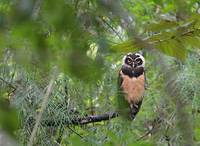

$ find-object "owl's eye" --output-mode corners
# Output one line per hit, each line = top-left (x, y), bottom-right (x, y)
(135, 58), (143, 65)
(125, 57), (133, 65)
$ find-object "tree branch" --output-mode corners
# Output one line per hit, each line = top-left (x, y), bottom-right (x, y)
(73, 112), (118, 125)
(28, 112), (119, 127)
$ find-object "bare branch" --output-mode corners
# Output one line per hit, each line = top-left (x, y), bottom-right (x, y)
(73, 112), (118, 125)
(27, 112), (119, 127)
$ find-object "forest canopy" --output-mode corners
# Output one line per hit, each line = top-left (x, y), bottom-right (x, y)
(0, 0), (200, 146)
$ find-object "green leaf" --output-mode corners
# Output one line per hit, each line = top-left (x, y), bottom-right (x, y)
(182, 36), (200, 49)
(110, 40), (140, 53)
(146, 20), (178, 32)
(155, 39), (187, 60)
(147, 31), (175, 42)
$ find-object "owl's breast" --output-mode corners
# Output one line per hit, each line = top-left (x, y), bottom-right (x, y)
(120, 71), (145, 104)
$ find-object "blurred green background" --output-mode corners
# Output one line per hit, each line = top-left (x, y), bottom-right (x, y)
(0, 0), (200, 145)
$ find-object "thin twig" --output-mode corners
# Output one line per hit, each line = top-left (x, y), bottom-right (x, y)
(27, 69), (57, 146)
(100, 17), (124, 41)
(136, 117), (162, 141)
(136, 129), (153, 141)
(67, 126), (84, 139)
(0, 76), (16, 90)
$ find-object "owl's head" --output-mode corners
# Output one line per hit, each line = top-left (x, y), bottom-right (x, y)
(122, 52), (145, 68)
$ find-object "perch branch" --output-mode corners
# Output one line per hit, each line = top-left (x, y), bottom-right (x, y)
(33, 112), (119, 127)
(73, 112), (118, 125)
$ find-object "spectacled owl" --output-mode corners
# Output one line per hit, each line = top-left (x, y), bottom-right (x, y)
(117, 52), (145, 120)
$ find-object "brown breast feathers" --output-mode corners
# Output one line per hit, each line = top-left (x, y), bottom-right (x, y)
(120, 71), (145, 104)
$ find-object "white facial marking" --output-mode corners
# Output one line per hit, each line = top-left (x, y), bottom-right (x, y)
(122, 52), (132, 65)
(135, 53), (145, 68)
(122, 52), (145, 68)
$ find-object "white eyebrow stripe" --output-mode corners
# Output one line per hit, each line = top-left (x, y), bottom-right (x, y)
(127, 56), (133, 60)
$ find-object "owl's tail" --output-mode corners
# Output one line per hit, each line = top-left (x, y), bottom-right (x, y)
(130, 100), (143, 120)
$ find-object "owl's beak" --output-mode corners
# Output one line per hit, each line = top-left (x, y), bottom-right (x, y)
(132, 62), (135, 68)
